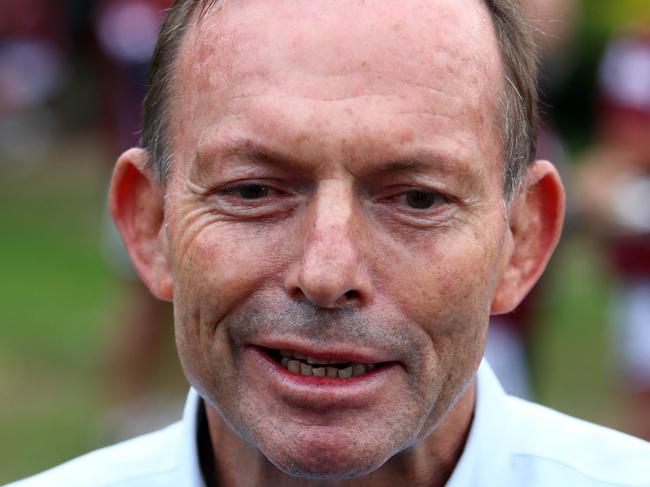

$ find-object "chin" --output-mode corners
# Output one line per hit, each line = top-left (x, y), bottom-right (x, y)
(269, 453), (383, 480)
(260, 433), (396, 480)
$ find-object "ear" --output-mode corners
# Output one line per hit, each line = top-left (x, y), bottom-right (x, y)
(491, 160), (565, 314)
(108, 148), (173, 301)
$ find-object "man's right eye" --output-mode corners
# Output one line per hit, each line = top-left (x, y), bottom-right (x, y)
(403, 189), (448, 209)
(229, 184), (271, 199)
(210, 182), (295, 218)
(220, 183), (275, 200)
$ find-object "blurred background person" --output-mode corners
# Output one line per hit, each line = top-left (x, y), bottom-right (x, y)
(94, 0), (170, 152)
(575, 29), (650, 440)
(0, 0), (68, 166)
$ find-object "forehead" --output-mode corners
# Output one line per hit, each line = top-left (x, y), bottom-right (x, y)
(170, 0), (503, 173)
(186, 0), (498, 72)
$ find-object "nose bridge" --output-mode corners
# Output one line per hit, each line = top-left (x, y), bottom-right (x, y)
(287, 178), (369, 308)
(307, 179), (356, 264)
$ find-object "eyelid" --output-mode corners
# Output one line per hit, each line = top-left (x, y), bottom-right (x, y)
(404, 188), (451, 203)
(211, 179), (289, 197)
(219, 182), (277, 196)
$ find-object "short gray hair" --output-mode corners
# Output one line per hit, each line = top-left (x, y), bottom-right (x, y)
(141, 0), (539, 199)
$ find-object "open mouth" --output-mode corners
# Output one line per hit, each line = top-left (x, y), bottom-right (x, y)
(265, 348), (384, 378)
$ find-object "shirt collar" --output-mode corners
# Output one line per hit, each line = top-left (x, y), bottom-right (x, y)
(179, 387), (206, 487)
(446, 358), (509, 487)
(181, 359), (507, 486)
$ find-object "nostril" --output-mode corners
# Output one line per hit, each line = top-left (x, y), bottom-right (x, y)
(343, 290), (361, 302)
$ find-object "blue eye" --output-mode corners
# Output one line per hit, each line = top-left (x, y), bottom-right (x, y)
(404, 190), (446, 209)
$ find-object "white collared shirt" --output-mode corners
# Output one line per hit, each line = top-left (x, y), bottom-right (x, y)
(7, 361), (650, 486)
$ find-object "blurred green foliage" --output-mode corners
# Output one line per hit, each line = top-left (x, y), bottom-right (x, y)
(583, 0), (650, 35)
(0, 140), (118, 482)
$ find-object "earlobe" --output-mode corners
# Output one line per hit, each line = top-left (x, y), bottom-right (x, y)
(108, 148), (173, 302)
(491, 160), (565, 314)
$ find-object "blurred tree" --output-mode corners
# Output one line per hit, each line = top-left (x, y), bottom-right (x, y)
(583, 0), (650, 36)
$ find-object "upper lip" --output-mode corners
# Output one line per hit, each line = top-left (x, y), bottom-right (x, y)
(253, 339), (399, 365)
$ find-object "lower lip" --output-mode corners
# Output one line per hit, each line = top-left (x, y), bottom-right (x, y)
(250, 346), (397, 387)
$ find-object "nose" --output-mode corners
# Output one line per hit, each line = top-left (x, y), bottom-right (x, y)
(285, 180), (372, 309)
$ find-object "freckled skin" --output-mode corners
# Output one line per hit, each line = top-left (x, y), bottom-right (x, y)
(162, 0), (507, 485)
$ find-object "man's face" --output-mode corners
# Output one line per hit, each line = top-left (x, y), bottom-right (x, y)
(165, 0), (506, 478)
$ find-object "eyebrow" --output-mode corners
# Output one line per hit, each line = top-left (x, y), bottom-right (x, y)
(194, 138), (476, 180)
(194, 138), (307, 174)
(356, 153), (477, 181)
(375, 158), (443, 173)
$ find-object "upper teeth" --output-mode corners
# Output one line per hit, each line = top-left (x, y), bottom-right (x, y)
(279, 350), (376, 378)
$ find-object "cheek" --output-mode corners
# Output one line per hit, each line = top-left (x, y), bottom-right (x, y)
(385, 233), (500, 330)
(173, 221), (291, 308)
(170, 219), (296, 359)
(379, 223), (504, 375)
(170, 220), (294, 402)
(377, 229), (502, 432)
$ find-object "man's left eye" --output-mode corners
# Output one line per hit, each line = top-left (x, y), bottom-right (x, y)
(402, 189), (449, 209)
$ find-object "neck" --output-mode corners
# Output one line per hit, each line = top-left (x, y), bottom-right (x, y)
(201, 381), (475, 487)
